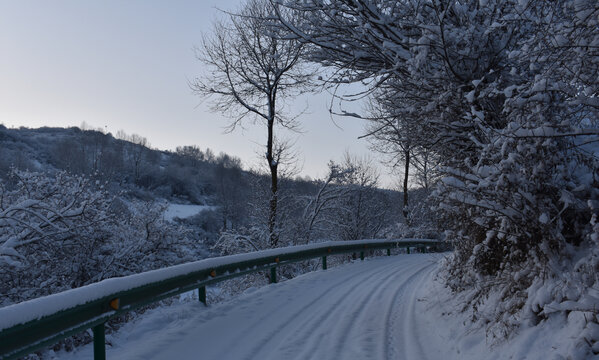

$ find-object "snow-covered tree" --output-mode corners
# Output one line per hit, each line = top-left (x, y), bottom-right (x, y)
(434, 0), (599, 341)
(273, 0), (599, 352)
(0, 170), (197, 306)
(291, 161), (354, 243)
(332, 154), (391, 240)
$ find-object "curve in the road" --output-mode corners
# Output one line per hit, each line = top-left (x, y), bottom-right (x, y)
(68, 254), (440, 360)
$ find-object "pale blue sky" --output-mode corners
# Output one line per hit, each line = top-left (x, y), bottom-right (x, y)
(0, 1), (389, 184)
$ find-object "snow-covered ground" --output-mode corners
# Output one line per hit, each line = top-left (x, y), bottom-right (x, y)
(163, 204), (214, 221)
(54, 255), (582, 359)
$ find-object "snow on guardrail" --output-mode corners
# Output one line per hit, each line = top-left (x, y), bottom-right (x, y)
(0, 239), (439, 332)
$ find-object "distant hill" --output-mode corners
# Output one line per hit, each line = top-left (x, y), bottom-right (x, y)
(0, 125), (236, 205)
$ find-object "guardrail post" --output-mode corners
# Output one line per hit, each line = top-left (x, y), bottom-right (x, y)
(360, 251), (364, 261)
(198, 286), (207, 306)
(93, 323), (106, 360)
(407, 246), (410, 254)
(387, 248), (391, 256)
(270, 267), (277, 284)
(322, 256), (327, 270)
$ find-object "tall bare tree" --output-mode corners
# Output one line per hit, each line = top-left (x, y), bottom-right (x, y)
(128, 134), (148, 184)
(192, 0), (311, 247)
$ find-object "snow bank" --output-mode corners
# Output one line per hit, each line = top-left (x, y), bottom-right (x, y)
(417, 268), (596, 359)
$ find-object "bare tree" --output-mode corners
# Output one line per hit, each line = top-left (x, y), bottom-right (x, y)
(128, 134), (148, 184)
(364, 98), (441, 222)
(114, 130), (150, 184)
(334, 153), (389, 241)
(293, 161), (353, 243)
(192, 0), (312, 247)
(364, 104), (414, 220)
(213, 153), (245, 230)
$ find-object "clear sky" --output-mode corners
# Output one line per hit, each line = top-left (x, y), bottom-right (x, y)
(0, 0), (393, 185)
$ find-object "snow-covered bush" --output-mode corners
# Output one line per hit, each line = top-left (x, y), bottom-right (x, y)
(0, 170), (113, 302)
(433, 0), (599, 349)
(436, 123), (598, 333)
(0, 170), (199, 306)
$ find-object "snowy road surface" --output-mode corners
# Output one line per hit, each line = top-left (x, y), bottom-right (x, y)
(60, 254), (446, 360)
(53, 253), (585, 360)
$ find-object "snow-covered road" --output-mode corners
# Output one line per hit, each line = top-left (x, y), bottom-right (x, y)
(56, 253), (587, 360)
(60, 254), (442, 360)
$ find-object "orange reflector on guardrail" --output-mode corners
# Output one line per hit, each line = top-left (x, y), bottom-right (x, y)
(109, 298), (120, 310)
(210, 270), (217, 277)
(275, 257), (280, 263)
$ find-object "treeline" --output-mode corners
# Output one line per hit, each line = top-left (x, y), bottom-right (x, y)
(0, 125), (240, 204)
(0, 125), (415, 237)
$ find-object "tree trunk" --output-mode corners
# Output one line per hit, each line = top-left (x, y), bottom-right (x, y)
(403, 149), (410, 221)
(266, 115), (278, 248)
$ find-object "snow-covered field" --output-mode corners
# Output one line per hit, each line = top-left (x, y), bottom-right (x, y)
(55, 255), (580, 359)
(163, 204), (214, 221)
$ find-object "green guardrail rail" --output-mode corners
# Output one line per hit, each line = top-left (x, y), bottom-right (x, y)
(0, 239), (442, 360)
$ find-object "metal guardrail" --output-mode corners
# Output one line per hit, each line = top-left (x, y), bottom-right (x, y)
(0, 239), (442, 359)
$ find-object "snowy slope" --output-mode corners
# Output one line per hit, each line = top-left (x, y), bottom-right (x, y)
(55, 255), (579, 360)
(163, 204), (215, 221)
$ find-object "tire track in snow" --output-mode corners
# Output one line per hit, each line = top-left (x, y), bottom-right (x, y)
(384, 258), (437, 360)
(161, 257), (398, 360)
(242, 255), (434, 360)
(242, 258), (412, 360)
(403, 262), (440, 359)
(328, 257), (430, 360)
(272, 257), (418, 359)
